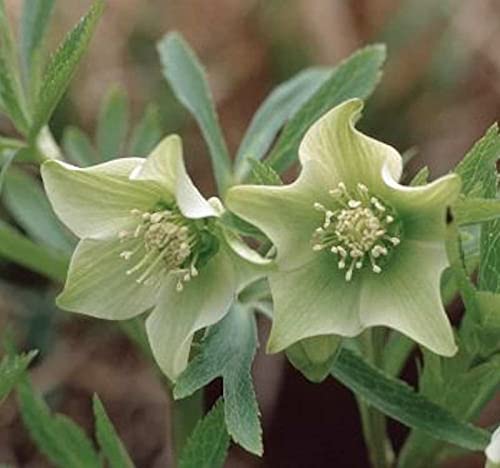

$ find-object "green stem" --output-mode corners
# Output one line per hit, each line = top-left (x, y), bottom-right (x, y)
(170, 389), (204, 467)
(357, 329), (394, 468)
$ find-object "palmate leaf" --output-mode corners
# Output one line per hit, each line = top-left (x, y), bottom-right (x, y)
(234, 67), (330, 179)
(30, 0), (104, 138)
(157, 32), (232, 194)
(0, 351), (37, 403)
(96, 85), (129, 161)
(331, 348), (490, 452)
(179, 399), (230, 468)
(175, 305), (262, 455)
(93, 395), (135, 468)
(18, 378), (101, 468)
(266, 44), (386, 173)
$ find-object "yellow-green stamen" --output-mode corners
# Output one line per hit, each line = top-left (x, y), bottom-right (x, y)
(119, 207), (202, 291)
(312, 182), (402, 281)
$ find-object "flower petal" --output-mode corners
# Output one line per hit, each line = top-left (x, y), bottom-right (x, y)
(131, 135), (217, 219)
(57, 237), (160, 319)
(486, 426), (500, 466)
(226, 160), (334, 270)
(145, 247), (235, 380)
(42, 158), (162, 239)
(359, 240), (457, 356)
(383, 169), (461, 241)
(299, 98), (403, 191)
(267, 255), (362, 353)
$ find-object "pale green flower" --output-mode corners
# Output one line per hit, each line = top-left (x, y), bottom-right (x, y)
(227, 99), (460, 356)
(42, 135), (267, 380)
(486, 426), (500, 468)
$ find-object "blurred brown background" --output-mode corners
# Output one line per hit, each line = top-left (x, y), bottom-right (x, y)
(1, 0), (500, 466)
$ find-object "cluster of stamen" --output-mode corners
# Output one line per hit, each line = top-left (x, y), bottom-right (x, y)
(118, 207), (200, 291)
(312, 182), (402, 281)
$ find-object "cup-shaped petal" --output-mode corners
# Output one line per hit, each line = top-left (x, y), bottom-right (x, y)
(131, 135), (218, 219)
(58, 237), (160, 319)
(267, 255), (363, 353)
(299, 98), (403, 193)
(359, 240), (456, 356)
(146, 246), (236, 380)
(42, 158), (163, 239)
(227, 160), (334, 270)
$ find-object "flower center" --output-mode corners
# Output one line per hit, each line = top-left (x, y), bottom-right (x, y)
(312, 182), (402, 281)
(118, 204), (218, 291)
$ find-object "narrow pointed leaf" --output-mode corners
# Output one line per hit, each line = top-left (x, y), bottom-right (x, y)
(128, 104), (162, 155)
(3, 168), (75, 253)
(266, 44), (386, 173)
(0, 351), (37, 403)
(18, 378), (101, 468)
(331, 348), (490, 451)
(0, 221), (68, 282)
(96, 86), (129, 161)
(30, 0), (104, 137)
(179, 399), (230, 468)
(453, 197), (500, 226)
(175, 305), (262, 455)
(454, 124), (500, 197)
(235, 67), (330, 178)
(157, 32), (232, 194)
(20, 0), (55, 99)
(62, 126), (98, 167)
(93, 395), (135, 468)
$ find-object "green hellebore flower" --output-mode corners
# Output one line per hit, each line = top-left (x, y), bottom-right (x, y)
(227, 99), (461, 357)
(42, 135), (268, 380)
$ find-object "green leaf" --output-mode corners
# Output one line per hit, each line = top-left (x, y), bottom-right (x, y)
(0, 351), (37, 403)
(235, 67), (330, 178)
(454, 125), (500, 293)
(0, 137), (27, 152)
(0, 220), (68, 282)
(382, 332), (414, 376)
(175, 305), (262, 455)
(3, 168), (75, 253)
(93, 395), (135, 468)
(398, 352), (500, 468)
(128, 104), (163, 155)
(249, 160), (283, 186)
(96, 85), (129, 161)
(157, 32), (232, 194)
(30, 0), (104, 138)
(266, 44), (386, 173)
(18, 378), (101, 468)
(179, 399), (230, 468)
(20, 0), (55, 100)
(455, 124), (500, 197)
(453, 197), (500, 226)
(0, 0), (30, 133)
(331, 348), (490, 451)
(62, 126), (98, 167)
(409, 166), (429, 186)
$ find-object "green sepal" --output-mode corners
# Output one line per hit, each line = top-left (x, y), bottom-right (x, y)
(286, 335), (342, 383)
